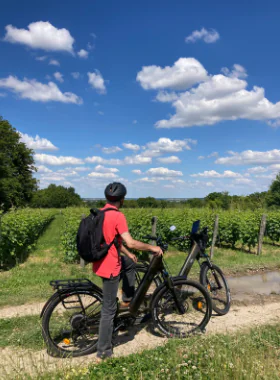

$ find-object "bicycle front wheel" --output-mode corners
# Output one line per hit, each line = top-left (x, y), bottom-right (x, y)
(42, 290), (102, 357)
(151, 279), (212, 338)
(200, 263), (231, 316)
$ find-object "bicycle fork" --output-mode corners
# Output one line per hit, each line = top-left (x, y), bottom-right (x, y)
(164, 273), (186, 315)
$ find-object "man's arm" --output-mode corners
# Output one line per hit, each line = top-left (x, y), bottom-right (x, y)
(121, 232), (163, 256)
(120, 244), (138, 263)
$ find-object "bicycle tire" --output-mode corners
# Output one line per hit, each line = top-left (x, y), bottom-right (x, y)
(151, 278), (212, 338)
(200, 262), (231, 316)
(42, 290), (102, 357)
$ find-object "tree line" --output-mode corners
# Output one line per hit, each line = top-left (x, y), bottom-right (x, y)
(1, 115), (280, 211)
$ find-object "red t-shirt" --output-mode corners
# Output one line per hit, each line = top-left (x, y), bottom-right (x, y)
(93, 204), (128, 278)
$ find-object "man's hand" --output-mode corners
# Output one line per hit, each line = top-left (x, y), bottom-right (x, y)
(151, 246), (163, 256)
(126, 252), (138, 263)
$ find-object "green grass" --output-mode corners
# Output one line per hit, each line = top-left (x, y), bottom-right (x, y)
(1, 215), (280, 308)
(165, 244), (280, 278)
(2, 313), (279, 379)
(0, 315), (44, 350)
(35, 323), (280, 380)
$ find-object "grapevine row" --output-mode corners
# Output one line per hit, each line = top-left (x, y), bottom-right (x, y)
(0, 209), (56, 267)
(61, 208), (280, 262)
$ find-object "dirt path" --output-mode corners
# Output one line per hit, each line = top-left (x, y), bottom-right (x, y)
(1, 301), (280, 378)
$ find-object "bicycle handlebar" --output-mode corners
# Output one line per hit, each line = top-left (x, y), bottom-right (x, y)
(142, 235), (157, 241)
(170, 236), (189, 241)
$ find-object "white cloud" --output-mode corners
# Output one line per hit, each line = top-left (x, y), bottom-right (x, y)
(221, 64), (247, 79)
(254, 174), (275, 179)
(133, 120), (138, 124)
(98, 111), (104, 115)
(36, 165), (53, 173)
(155, 68), (280, 128)
(88, 71), (106, 94)
(49, 59), (60, 66)
(85, 154), (151, 165)
(146, 167), (183, 177)
(198, 156), (205, 160)
(208, 152), (219, 158)
(36, 56), (47, 61)
(123, 143), (140, 151)
(268, 164), (280, 171)
(135, 177), (156, 183)
(35, 153), (83, 165)
(77, 49), (89, 59)
(19, 132), (58, 151)
(136, 58), (208, 91)
(87, 42), (95, 51)
(247, 166), (267, 173)
(124, 155), (152, 165)
(70, 166), (91, 172)
(216, 150), (280, 165)
(102, 146), (122, 154)
(172, 179), (185, 184)
(191, 170), (242, 178)
(88, 172), (118, 179)
(163, 185), (175, 188)
(144, 137), (196, 157)
(71, 72), (80, 79)
(94, 165), (119, 173)
(4, 21), (75, 53)
(156, 156), (181, 163)
(0, 76), (82, 104)
(0, 93), (6, 97)
(185, 28), (220, 44)
(53, 72), (64, 83)
(56, 169), (79, 177)
(233, 178), (253, 185)
(132, 169), (142, 175)
(155, 91), (179, 103)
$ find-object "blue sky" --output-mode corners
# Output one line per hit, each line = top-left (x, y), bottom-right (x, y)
(1, 0), (280, 198)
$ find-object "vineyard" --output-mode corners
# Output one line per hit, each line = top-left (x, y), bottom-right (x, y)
(0, 209), (56, 267)
(61, 207), (280, 262)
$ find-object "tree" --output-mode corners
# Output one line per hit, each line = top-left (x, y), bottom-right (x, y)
(137, 197), (158, 208)
(31, 184), (82, 208)
(205, 192), (230, 210)
(267, 172), (280, 207)
(0, 116), (38, 211)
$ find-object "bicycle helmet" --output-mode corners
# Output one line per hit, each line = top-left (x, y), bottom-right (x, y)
(104, 182), (127, 202)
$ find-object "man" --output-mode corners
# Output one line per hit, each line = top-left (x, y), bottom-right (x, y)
(94, 182), (163, 361)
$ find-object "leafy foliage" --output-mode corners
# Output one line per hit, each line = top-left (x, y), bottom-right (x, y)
(31, 184), (82, 208)
(0, 116), (38, 211)
(60, 207), (280, 262)
(0, 208), (55, 268)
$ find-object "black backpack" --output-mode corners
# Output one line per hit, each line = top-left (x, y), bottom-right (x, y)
(76, 208), (119, 262)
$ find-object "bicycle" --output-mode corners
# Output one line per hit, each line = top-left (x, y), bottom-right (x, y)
(138, 220), (231, 316)
(41, 233), (212, 357)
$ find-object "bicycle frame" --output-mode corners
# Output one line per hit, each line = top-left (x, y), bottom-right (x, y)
(129, 254), (185, 316)
(178, 238), (223, 290)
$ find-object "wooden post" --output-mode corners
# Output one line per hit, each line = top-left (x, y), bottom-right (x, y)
(151, 216), (158, 245)
(257, 214), (267, 256)
(80, 213), (86, 268)
(149, 216), (157, 261)
(210, 215), (219, 259)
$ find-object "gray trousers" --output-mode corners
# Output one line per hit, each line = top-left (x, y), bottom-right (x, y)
(97, 256), (135, 358)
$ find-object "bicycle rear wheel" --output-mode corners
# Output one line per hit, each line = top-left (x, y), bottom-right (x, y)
(42, 290), (102, 357)
(151, 279), (212, 338)
(200, 263), (231, 316)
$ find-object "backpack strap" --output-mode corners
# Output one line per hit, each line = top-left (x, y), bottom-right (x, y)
(99, 208), (121, 254)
